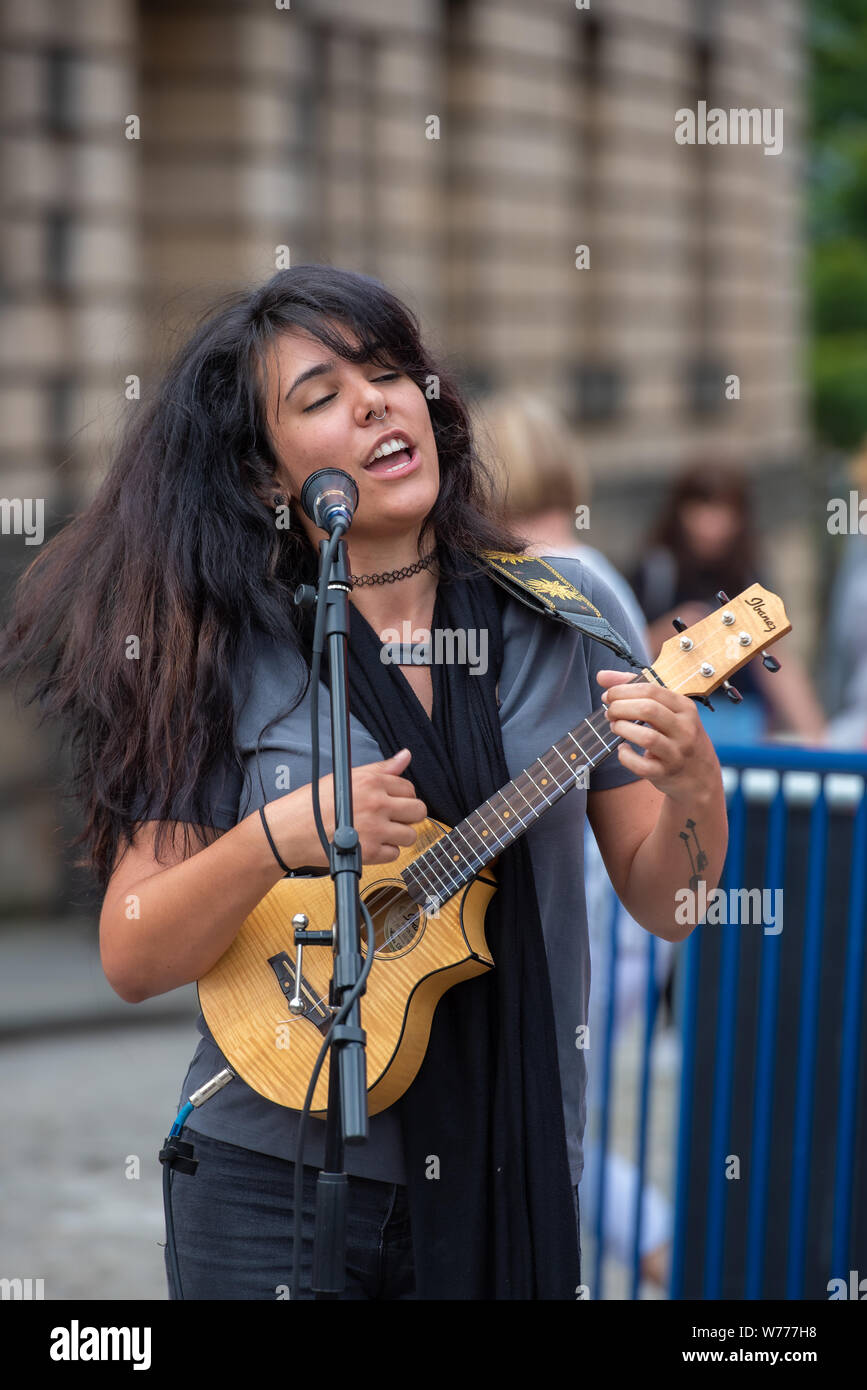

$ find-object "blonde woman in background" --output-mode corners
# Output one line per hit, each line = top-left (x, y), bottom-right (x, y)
(476, 391), (673, 1291)
(474, 393), (647, 635)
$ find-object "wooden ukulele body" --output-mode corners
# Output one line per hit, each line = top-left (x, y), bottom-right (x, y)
(198, 817), (497, 1115)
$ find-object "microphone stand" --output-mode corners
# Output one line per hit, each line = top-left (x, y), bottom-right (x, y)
(296, 532), (369, 1299)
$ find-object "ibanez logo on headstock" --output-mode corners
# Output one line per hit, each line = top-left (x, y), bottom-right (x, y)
(744, 592), (777, 632)
(652, 585), (790, 705)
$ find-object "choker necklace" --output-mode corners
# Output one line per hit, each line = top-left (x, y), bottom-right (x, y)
(349, 548), (438, 587)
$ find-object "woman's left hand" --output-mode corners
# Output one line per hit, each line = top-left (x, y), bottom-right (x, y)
(596, 670), (722, 805)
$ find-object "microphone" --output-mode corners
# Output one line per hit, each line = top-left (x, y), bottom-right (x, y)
(300, 468), (359, 535)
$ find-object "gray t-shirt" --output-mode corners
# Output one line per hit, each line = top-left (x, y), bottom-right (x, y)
(157, 554), (646, 1186)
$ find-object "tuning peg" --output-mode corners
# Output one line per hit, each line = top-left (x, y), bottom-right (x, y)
(722, 680), (743, 704)
(672, 616), (687, 632)
(715, 590), (730, 604)
(695, 695), (715, 711)
(762, 653), (781, 673)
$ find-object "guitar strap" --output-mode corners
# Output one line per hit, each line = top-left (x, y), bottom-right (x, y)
(476, 549), (645, 668)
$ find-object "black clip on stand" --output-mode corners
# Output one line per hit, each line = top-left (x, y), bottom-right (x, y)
(294, 535), (369, 1298)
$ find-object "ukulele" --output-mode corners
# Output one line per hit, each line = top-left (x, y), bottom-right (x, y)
(198, 585), (790, 1115)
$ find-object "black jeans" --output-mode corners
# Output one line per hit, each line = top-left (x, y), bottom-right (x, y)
(165, 1127), (581, 1299)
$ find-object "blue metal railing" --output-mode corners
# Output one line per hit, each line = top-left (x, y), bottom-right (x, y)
(590, 885), (622, 1299)
(590, 745), (867, 1300)
(672, 745), (867, 1301)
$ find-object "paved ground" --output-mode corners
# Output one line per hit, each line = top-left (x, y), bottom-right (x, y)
(0, 1017), (200, 1301)
(0, 919), (198, 1301)
(0, 919), (680, 1301)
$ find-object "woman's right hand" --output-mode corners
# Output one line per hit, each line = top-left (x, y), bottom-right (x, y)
(267, 747), (427, 868)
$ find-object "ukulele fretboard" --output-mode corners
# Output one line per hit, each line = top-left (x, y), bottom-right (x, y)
(401, 677), (644, 912)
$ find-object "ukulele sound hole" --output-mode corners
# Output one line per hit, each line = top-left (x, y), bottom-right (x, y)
(361, 882), (425, 958)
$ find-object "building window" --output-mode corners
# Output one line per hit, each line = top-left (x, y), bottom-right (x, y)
(44, 46), (77, 136)
(44, 210), (73, 291)
(570, 362), (626, 424)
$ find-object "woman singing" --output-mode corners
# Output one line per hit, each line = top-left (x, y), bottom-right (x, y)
(0, 265), (727, 1299)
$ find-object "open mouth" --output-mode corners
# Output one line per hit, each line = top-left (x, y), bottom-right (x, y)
(364, 445), (418, 476)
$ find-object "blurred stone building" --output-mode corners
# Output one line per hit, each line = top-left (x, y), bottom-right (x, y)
(0, 0), (807, 912)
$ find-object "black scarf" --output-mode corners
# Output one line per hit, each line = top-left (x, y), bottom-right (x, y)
(321, 552), (581, 1298)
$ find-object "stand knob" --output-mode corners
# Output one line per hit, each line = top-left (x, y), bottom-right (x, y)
(294, 584), (317, 611)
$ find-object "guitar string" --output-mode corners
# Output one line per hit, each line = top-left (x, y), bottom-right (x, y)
(402, 726), (608, 909)
(402, 640), (681, 898)
(293, 630), (757, 1012)
(401, 623), (749, 908)
(409, 715), (624, 901)
(422, 617), (755, 897)
(408, 709), (623, 902)
(409, 672), (667, 900)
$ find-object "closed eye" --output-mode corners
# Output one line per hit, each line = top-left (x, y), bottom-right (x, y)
(303, 371), (401, 412)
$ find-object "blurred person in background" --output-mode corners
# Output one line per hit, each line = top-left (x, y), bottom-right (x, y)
(825, 438), (867, 746)
(474, 392), (647, 634)
(477, 390), (674, 1289)
(629, 464), (826, 746)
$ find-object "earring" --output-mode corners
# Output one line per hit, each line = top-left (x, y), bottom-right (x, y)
(273, 493), (285, 507)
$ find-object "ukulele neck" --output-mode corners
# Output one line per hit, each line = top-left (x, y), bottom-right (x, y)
(401, 672), (648, 911)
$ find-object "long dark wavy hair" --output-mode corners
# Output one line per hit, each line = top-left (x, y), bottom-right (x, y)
(0, 264), (526, 893)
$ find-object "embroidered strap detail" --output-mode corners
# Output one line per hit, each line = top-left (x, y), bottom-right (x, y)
(477, 549), (642, 668)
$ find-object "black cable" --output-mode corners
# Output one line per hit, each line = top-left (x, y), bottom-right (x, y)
(159, 1128), (200, 1300)
(162, 1157), (184, 1299)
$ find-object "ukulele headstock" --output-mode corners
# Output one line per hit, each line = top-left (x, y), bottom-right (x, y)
(650, 586), (791, 701)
